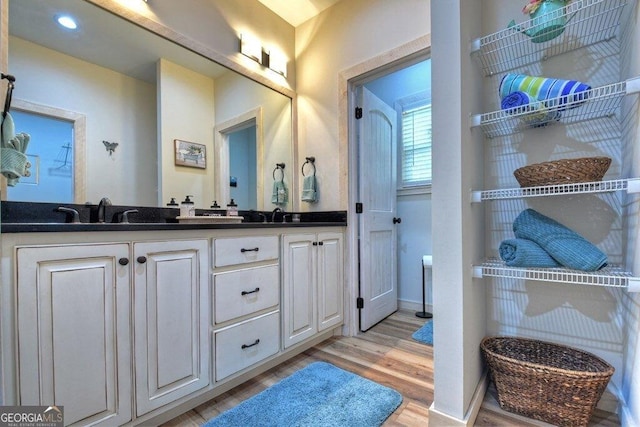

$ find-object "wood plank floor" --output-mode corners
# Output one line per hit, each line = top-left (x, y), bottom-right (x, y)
(163, 310), (619, 426)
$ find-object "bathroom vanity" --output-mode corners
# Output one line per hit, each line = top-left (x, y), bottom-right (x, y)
(0, 210), (346, 426)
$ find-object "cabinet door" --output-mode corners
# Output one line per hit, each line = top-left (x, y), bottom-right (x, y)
(17, 244), (132, 426)
(282, 234), (317, 348)
(317, 232), (344, 332)
(133, 239), (209, 416)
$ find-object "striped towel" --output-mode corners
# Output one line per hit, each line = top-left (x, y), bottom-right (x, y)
(499, 74), (591, 110)
(499, 238), (561, 268)
(513, 209), (607, 271)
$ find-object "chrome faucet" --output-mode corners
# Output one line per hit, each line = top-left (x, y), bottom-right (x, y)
(97, 197), (112, 223)
(271, 207), (282, 223)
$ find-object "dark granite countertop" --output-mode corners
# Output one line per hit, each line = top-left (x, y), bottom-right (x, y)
(1, 201), (347, 233)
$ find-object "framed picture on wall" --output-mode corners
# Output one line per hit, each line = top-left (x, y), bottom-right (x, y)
(174, 139), (206, 169)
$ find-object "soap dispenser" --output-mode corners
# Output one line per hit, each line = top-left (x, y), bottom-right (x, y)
(227, 199), (238, 216)
(180, 195), (195, 217)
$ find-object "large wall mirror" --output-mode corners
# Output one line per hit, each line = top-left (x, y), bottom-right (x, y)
(5, 0), (293, 211)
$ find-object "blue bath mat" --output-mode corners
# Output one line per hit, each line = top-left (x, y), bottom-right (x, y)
(412, 320), (433, 345)
(202, 361), (402, 427)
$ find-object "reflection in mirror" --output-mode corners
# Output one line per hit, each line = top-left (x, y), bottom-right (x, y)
(7, 99), (86, 203)
(6, 0), (293, 210)
(229, 123), (258, 210)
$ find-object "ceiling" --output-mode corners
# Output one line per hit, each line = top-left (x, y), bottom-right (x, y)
(257, 0), (341, 27)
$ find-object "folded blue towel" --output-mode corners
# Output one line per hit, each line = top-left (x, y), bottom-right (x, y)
(513, 209), (607, 271)
(271, 180), (288, 205)
(301, 175), (317, 203)
(499, 238), (560, 268)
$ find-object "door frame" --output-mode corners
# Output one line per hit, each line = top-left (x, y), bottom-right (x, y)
(339, 35), (431, 336)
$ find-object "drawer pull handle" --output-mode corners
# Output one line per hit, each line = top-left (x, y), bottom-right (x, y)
(240, 247), (259, 253)
(241, 339), (260, 349)
(241, 287), (260, 296)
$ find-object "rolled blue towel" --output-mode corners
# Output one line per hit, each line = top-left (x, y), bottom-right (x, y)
(499, 74), (591, 111)
(501, 91), (532, 113)
(499, 238), (561, 268)
(513, 209), (607, 271)
(500, 90), (560, 127)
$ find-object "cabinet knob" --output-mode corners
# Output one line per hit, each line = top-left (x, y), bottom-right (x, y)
(137, 256), (147, 264)
(118, 258), (129, 266)
(393, 217), (402, 224)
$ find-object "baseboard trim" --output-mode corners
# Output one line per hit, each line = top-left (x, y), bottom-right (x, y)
(398, 299), (433, 314)
(428, 371), (488, 426)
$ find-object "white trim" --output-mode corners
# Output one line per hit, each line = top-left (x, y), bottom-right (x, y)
(397, 184), (432, 196)
(428, 371), (488, 426)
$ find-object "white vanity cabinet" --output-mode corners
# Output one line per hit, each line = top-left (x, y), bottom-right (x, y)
(212, 235), (281, 381)
(16, 243), (132, 426)
(282, 231), (344, 349)
(132, 239), (210, 416)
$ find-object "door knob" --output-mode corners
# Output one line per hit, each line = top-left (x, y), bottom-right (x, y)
(393, 217), (402, 224)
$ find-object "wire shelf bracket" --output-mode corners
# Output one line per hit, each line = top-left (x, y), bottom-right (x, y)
(470, 0), (629, 76)
(473, 260), (639, 291)
(471, 178), (640, 203)
(470, 77), (639, 139)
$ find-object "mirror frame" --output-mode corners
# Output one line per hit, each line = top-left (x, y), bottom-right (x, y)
(0, 0), (299, 211)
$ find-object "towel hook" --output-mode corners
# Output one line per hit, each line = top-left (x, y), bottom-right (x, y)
(301, 156), (316, 176)
(273, 162), (285, 181)
(1, 73), (16, 119)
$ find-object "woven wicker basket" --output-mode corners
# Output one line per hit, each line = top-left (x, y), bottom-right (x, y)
(513, 157), (611, 187)
(480, 336), (614, 427)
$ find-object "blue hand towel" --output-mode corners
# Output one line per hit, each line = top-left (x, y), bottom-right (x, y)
(499, 238), (560, 268)
(513, 209), (607, 271)
(271, 180), (288, 205)
(301, 175), (317, 203)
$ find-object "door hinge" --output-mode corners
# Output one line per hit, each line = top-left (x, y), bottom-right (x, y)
(355, 107), (363, 119)
(355, 202), (363, 214)
(356, 297), (364, 309)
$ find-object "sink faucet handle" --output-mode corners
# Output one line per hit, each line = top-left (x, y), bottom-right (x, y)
(282, 214), (291, 223)
(257, 212), (268, 223)
(121, 209), (139, 224)
(57, 207), (81, 224)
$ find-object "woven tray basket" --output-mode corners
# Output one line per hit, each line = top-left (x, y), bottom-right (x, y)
(480, 336), (614, 427)
(513, 157), (611, 187)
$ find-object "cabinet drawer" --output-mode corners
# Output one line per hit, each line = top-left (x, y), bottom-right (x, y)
(214, 236), (279, 267)
(214, 264), (279, 324)
(215, 311), (280, 381)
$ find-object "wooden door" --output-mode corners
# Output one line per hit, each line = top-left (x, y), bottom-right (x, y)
(17, 243), (132, 426)
(358, 87), (399, 331)
(133, 239), (209, 416)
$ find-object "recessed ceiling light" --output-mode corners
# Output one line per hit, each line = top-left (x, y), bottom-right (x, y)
(56, 15), (78, 30)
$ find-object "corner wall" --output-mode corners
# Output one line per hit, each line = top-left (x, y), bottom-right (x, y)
(430, 1), (486, 423)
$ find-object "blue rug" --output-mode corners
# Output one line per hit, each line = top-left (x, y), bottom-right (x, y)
(203, 361), (402, 427)
(412, 320), (433, 345)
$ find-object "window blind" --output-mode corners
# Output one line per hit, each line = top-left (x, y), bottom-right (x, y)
(401, 104), (431, 187)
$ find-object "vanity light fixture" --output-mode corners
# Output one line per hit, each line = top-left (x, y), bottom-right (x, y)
(268, 50), (287, 77)
(56, 15), (78, 30)
(240, 34), (263, 64)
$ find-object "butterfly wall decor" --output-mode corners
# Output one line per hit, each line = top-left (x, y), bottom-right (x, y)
(103, 140), (118, 155)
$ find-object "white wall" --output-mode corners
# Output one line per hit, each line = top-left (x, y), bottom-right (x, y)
(158, 58), (216, 208)
(620, 0), (640, 425)
(9, 36), (157, 206)
(295, 0), (430, 211)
